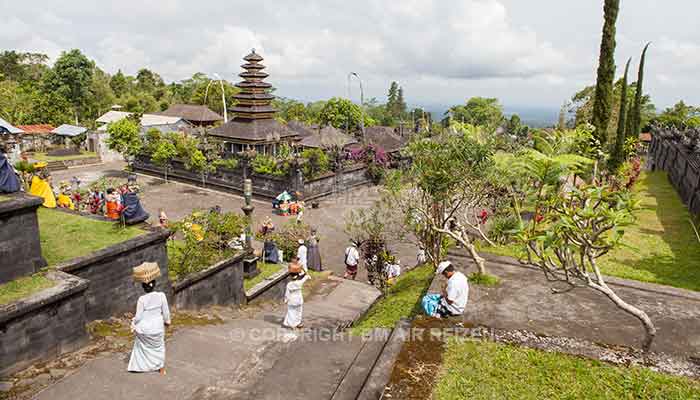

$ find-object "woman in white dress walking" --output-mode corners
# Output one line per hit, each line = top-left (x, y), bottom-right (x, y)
(283, 271), (310, 329)
(128, 276), (171, 374)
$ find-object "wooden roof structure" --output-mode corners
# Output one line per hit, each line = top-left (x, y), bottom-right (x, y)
(209, 50), (298, 143)
(158, 104), (223, 123)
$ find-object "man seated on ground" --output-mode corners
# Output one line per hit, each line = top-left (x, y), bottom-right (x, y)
(434, 261), (469, 319)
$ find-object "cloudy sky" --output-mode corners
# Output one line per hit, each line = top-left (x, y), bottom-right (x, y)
(2, 0), (699, 115)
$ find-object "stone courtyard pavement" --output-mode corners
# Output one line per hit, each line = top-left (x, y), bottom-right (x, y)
(439, 252), (700, 357)
(35, 276), (382, 400)
(52, 162), (419, 282)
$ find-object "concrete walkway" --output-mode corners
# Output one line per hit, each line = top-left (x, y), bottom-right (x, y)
(438, 252), (700, 356)
(36, 277), (381, 400)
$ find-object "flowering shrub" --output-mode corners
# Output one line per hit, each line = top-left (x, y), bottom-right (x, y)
(350, 144), (389, 183)
(168, 209), (247, 281)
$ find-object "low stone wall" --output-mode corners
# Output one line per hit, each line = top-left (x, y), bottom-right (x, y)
(245, 267), (290, 305)
(57, 229), (171, 321)
(0, 271), (89, 377)
(133, 156), (371, 200)
(304, 163), (370, 201)
(0, 193), (47, 284)
(648, 134), (700, 215)
(172, 253), (246, 310)
(61, 157), (102, 167)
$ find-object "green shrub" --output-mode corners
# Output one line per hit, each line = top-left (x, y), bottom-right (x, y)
(488, 213), (520, 244)
(168, 209), (247, 281)
(300, 148), (330, 179)
(212, 158), (239, 170)
(251, 153), (288, 177)
(263, 220), (312, 261)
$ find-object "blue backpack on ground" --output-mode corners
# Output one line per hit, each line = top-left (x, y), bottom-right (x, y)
(422, 294), (441, 316)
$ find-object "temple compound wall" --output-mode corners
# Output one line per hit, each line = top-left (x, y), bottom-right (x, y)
(0, 194), (47, 284)
(0, 271), (88, 376)
(172, 253), (247, 310)
(57, 228), (172, 321)
(133, 155), (371, 200)
(648, 131), (700, 215)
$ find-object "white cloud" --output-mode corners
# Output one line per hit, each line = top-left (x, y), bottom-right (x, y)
(2, 0), (700, 110)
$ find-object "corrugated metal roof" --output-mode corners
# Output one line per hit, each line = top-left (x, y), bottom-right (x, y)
(157, 104), (223, 122)
(0, 118), (23, 134)
(17, 124), (55, 134)
(96, 111), (184, 128)
(96, 110), (132, 124)
(52, 124), (88, 137)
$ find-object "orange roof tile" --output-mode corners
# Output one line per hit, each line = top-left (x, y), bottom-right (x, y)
(16, 124), (56, 135)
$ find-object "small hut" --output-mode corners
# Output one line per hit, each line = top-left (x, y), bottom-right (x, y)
(157, 104), (223, 127)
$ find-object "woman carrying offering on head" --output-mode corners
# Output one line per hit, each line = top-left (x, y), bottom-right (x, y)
(128, 262), (171, 375)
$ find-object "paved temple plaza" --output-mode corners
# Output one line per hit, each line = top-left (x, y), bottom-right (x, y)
(3, 3), (700, 398)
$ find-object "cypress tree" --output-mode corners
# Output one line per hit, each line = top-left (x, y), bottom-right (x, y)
(628, 43), (651, 139)
(612, 58), (631, 169)
(591, 0), (620, 146)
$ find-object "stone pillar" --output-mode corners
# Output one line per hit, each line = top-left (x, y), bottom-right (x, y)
(0, 194), (47, 284)
(241, 178), (259, 277)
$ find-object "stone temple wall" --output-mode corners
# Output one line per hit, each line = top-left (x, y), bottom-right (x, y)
(133, 155), (371, 200)
(0, 271), (89, 377)
(172, 253), (247, 310)
(0, 194), (47, 284)
(57, 228), (171, 321)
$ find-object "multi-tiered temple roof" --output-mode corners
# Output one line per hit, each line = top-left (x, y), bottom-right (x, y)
(209, 50), (297, 142)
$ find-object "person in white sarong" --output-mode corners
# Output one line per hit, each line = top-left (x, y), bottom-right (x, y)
(296, 239), (308, 272)
(283, 272), (310, 329)
(128, 280), (171, 374)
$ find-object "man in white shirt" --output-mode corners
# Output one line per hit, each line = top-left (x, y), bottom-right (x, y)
(343, 242), (360, 280)
(297, 239), (308, 272)
(435, 261), (469, 318)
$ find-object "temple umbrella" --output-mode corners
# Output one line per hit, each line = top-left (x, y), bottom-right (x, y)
(276, 191), (292, 202)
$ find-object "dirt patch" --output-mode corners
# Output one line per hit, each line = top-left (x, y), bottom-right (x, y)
(383, 317), (454, 399)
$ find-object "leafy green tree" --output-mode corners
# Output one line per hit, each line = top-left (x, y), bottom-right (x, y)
(653, 101), (700, 128)
(319, 97), (372, 132)
(571, 81), (654, 140)
(135, 68), (162, 93)
(627, 43), (651, 139)
(0, 51), (48, 82)
(0, 81), (35, 123)
(386, 126), (501, 273)
(445, 97), (505, 131)
(591, 0), (620, 146)
(611, 58), (631, 170)
(43, 49), (94, 122)
(151, 139), (177, 182)
(109, 70), (130, 98)
(505, 135), (656, 350)
(105, 118), (142, 166)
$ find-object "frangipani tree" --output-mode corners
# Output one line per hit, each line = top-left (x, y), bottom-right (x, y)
(506, 128), (656, 351)
(385, 125), (503, 275)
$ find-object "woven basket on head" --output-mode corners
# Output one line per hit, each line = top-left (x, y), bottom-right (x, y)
(132, 262), (161, 284)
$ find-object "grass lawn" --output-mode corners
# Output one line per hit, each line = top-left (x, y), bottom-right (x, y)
(245, 262), (286, 291)
(33, 151), (97, 162)
(352, 264), (434, 335)
(434, 339), (700, 400)
(479, 172), (700, 291)
(0, 274), (54, 305)
(38, 208), (144, 265)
